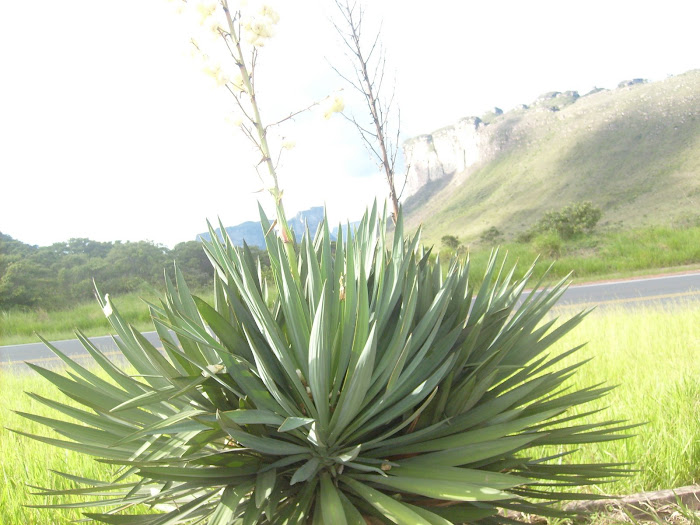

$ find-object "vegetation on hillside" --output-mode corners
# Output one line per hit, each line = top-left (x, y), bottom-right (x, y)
(525, 201), (602, 241)
(0, 233), (267, 311)
(442, 222), (700, 281)
(405, 69), (700, 247)
(3, 220), (700, 346)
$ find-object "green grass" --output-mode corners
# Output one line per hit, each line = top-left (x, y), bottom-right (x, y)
(438, 224), (700, 288)
(2, 301), (698, 523)
(0, 292), (155, 345)
(0, 370), (154, 524)
(541, 301), (700, 496)
(0, 291), (212, 346)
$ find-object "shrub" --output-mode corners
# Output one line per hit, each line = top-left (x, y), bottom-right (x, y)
(515, 230), (534, 243)
(440, 234), (460, 250)
(479, 226), (503, 244)
(16, 207), (631, 524)
(535, 201), (602, 240)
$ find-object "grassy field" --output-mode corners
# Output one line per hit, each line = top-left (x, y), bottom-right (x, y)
(0, 293), (156, 346)
(457, 224), (700, 285)
(1, 301), (698, 523)
(543, 301), (700, 494)
(0, 370), (154, 524)
(0, 291), (212, 346)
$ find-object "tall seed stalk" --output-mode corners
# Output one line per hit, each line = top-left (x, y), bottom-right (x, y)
(219, 0), (298, 274)
(331, 0), (404, 223)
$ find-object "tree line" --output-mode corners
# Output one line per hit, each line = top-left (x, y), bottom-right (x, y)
(0, 233), (266, 311)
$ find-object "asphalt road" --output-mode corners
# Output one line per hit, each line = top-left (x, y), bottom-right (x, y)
(528, 271), (700, 309)
(0, 331), (164, 372)
(1, 271), (698, 372)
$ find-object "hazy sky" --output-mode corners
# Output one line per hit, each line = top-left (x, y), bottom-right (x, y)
(1, 0), (698, 247)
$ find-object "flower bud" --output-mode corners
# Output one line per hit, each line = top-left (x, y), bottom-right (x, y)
(259, 4), (280, 24)
(195, 0), (218, 24)
(322, 94), (345, 119)
(202, 59), (230, 87)
(242, 16), (275, 47)
(202, 364), (225, 377)
(232, 72), (247, 92)
(226, 113), (244, 127)
(102, 294), (113, 317)
(207, 16), (227, 36)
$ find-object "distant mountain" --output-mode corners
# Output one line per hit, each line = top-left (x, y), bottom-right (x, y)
(198, 220), (266, 248)
(401, 69), (700, 245)
(197, 206), (359, 248)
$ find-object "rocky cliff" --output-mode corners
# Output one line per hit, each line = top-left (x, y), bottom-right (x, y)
(399, 70), (700, 245)
(402, 117), (486, 198)
(402, 89), (585, 199)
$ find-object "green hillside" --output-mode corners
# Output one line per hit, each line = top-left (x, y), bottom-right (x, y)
(404, 70), (700, 246)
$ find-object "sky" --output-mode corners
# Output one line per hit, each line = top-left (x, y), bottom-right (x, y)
(0, 0), (698, 248)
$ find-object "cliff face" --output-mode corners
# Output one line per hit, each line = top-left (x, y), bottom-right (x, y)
(401, 91), (583, 199)
(403, 117), (484, 198)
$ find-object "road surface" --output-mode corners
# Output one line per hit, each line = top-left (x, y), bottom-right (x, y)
(529, 271), (700, 309)
(1, 271), (698, 372)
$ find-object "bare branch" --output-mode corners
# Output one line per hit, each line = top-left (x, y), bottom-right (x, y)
(239, 122), (262, 151)
(327, 62), (367, 96)
(266, 99), (322, 129)
(373, 56), (387, 103)
(341, 113), (378, 139)
(274, 145), (284, 172)
(364, 26), (382, 64)
(226, 84), (255, 123)
(330, 0), (403, 222)
(355, 131), (384, 163)
(397, 167), (409, 201)
(335, 25), (362, 58)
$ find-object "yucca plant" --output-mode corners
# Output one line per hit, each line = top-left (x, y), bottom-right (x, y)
(15, 203), (633, 524)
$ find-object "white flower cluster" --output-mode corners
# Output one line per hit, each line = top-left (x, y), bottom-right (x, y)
(225, 113), (244, 127)
(242, 4), (280, 47)
(194, 0), (218, 23)
(191, 0), (227, 37)
(201, 57), (230, 86)
(322, 94), (345, 119)
(179, 1), (280, 89)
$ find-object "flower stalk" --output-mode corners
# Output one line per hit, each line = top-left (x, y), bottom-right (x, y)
(331, 0), (404, 224)
(220, 0), (298, 274)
